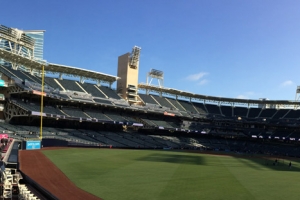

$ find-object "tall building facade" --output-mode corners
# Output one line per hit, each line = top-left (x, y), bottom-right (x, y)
(23, 30), (45, 61)
(0, 25), (45, 69)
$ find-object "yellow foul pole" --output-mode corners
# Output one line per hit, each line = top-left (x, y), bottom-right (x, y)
(40, 65), (45, 139)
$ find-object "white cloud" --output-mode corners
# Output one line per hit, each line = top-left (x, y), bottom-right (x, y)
(236, 95), (248, 99)
(280, 80), (293, 87)
(185, 72), (208, 81)
(236, 91), (255, 99)
(198, 79), (209, 85)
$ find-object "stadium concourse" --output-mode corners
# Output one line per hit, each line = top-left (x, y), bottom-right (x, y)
(1, 24), (300, 199)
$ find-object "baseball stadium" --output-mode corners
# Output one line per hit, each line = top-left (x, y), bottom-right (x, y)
(0, 24), (300, 200)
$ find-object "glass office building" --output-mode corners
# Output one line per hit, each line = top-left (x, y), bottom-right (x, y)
(23, 30), (45, 61)
(0, 25), (45, 69)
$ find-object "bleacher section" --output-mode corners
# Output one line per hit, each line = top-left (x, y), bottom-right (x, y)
(205, 104), (221, 115)
(12, 100), (63, 115)
(284, 110), (300, 119)
(151, 95), (174, 108)
(234, 107), (248, 117)
(259, 109), (277, 118)
(192, 102), (207, 115)
(0, 122), (299, 157)
(84, 110), (111, 121)
(167, 98), (185, 111)
(178, 100), (198, 113)
(61, 107), (89, 118)
(0, 66), (37, 83)
(272, 109), (289, 120)
(221, 106), (233, 117)
(77, 82), (106, 98)
(44, 77), (63, 90)
(98, 86), (121, 99)
(141, 118), (180, 129)
(139, 94), (158, 105)
(104, 112), (126, 122)
(93, 98), (112, 105)
(56, 79), (85, 92)
(248, 108), (261, 118)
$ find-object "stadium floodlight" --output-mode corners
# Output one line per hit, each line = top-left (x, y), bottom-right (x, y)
(294, 86), (300, 109)
(130, 46), (141, 69)
(149, 69), (164, 79)
(146, 68), (164, 87)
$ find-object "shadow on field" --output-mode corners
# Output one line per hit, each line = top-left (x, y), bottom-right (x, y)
(137, 153), (205, 165)
(195, 151), (300, 172)
(257, 157), (300, 172)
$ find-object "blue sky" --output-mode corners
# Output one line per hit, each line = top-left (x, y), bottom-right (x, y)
(1, 0), (300, 100)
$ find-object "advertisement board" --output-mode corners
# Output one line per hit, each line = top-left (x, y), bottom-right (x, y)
(0, 134), (8, 139)
(26, 140), (41, 150)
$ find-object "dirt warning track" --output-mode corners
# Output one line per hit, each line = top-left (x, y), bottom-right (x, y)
(19, 150), (101, 200)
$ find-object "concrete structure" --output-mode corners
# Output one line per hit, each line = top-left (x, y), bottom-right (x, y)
(117, 46), (141, 104)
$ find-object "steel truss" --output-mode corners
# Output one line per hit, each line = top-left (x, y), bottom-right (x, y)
(4, 102), (29, 121)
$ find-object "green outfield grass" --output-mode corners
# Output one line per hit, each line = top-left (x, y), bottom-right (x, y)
(43, 149), (300, 200)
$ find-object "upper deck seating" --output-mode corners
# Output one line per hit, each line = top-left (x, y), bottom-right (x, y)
(104, 112), (126, 122)
(56, 79), (85, 92)
(13, 99), (63, 115)
(93, 98), (112, 105)
(220, 106), (232, 117)
(43, 106), (64, 115)
(0, 65), (17, 80)
(121, 115), (137, 123)
(44, 77), (63, 90)
(56, 93), (70, 99)
(21, 71), (42, 84)
(151, 95), (174, 108)
(1, 66), (42, 84)
(167, 98), (185, 111)
(259, 109), (277, 118)
(13, 100), (40, 112)
(284, 109), (300, 119)
(139, 94), (158, 105)
(248, 108), (261, 118)
(272, 109), (289, 119)
(98, 86), (121, 99)
(69, 93), (94, 102)
(233, 107), (248, 117)
(61, 107), (89, 118)
(13, 69), (41, 84)
(83, 110), (110, 121)
(78, 82), (106, 98)
(192, 102), (207, 115)
(178, 100), (198, 113)
(0, 66), (30, 82)
(205, 104), (221, 115)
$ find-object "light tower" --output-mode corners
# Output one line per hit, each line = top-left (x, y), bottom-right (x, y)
(117, 46), (141, 104)
(145, 69), (164, 96)
(294, 86), (300, 109)
(146, 69), (164, 87)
